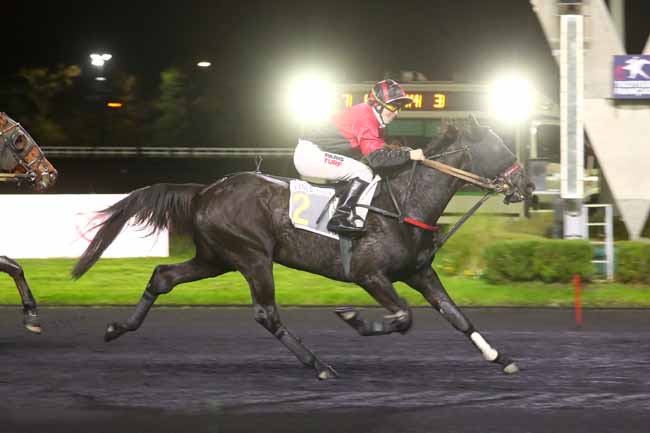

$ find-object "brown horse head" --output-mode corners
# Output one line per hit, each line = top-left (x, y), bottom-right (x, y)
(0, 113), (57, 191)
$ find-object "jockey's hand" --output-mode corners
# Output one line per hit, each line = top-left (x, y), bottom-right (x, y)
(409, 149), (425, 161)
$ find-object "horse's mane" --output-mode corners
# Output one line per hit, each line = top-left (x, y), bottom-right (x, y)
(378, 127), (460, 181)
(424, 124), (461, 158)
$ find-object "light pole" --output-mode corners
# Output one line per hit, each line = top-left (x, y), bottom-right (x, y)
(89, 53), (113, 146)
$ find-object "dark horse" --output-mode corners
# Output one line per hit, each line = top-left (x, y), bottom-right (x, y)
(73, 116), (534, 379)
(0, 112), (58, 333)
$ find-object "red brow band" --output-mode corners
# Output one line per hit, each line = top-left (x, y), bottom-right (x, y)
(503, 163), (522, 177)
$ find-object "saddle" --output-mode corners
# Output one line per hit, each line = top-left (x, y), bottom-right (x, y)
(259, 171), (438, 279)
(288, 176), (381, 240)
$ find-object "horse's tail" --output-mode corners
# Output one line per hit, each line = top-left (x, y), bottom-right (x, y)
(72, 183), (204, 279)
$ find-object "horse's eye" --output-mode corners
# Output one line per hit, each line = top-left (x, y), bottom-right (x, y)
(14, 134), (27, 151)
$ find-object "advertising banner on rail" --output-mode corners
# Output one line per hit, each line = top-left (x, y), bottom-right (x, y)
(0, 195), (168, 258)
(613, 55), (650, 99)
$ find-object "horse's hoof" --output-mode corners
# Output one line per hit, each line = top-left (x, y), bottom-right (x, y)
(384, 309), (412, 335)
(23, 313), (42, 334)
(317, 365), (339, 380)
(503, 362), (520, 375)
(335, 307), (358, 321)
(24, 324), (42, 334)
(104, 322), (126, 342)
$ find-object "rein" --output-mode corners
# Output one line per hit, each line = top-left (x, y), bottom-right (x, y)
(0, 172), (36, 183)
(413, 149), (524, 267)
(356, 144), (525, 271)
(420, 158), (518, 193)
(358, 147), (522, 231)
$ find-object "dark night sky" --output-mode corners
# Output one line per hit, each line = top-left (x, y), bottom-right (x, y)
(4, 0), (650, 99)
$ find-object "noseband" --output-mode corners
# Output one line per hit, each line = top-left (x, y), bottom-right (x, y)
(0, 116), (44, 183)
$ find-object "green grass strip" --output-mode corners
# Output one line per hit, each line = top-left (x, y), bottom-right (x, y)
(1, 256), (649, 308)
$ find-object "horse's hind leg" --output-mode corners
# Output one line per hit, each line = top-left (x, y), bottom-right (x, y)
(104, 258), (224, 342)
(0, 256), (41, 334)
(240, 257), (337, 380)
(405, 267), (519, 374)
(335, 273), (413, 336)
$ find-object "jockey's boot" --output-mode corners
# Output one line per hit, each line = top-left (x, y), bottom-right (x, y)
(327, 178), (369, 237)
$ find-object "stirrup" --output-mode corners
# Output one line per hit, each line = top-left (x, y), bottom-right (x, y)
(330, 225), (365, 235)
(328, 212), (364, 232)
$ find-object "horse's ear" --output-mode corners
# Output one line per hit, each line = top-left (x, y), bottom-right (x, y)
(443, 122), (459, 141)
(468, 113), (480, 128)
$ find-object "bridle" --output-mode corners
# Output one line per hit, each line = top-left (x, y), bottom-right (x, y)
(354, 130), (526, 227)
(422, 146), (524, 198)
(424, 125), (524, 192)
(0, 115), (46, 184)
(348, 127), (529, 270)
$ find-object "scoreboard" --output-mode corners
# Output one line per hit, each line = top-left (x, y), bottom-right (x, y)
(333, 82), (492, 139)
(336, 82), (490, 118)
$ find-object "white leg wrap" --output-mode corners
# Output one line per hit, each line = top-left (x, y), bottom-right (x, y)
(470, 331), (498, 362)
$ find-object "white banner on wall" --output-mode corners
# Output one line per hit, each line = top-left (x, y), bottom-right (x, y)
(0, 195), (168, 259)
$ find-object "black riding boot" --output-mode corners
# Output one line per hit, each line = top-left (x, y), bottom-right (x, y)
(327, 178), (369, 236)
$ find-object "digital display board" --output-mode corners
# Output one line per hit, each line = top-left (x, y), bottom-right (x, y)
(340, 90), (488, 112)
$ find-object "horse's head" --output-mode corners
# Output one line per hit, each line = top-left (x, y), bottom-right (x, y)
(429, 116), (534, 203)
(0, 113), (58, 191)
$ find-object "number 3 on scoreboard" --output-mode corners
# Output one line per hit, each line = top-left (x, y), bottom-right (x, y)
(433, 93), (446, 109)
(291, 193), (310, 225)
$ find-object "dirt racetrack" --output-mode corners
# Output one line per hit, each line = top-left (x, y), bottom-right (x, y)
(1, 306), (649, 433)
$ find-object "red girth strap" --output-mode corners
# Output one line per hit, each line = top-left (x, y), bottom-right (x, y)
(403, 217), (439, 232)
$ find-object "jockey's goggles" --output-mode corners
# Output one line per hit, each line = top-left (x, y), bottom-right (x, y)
(381, 101), (404, 112)
(381, 98), (413, 112)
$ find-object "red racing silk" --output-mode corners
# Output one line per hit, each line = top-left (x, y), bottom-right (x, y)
(331, 103), (386, 156)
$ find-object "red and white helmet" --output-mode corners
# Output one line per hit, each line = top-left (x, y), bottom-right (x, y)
(367, 79), (413, 112)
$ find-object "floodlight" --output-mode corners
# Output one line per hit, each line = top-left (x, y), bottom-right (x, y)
(488, 75), (534, 123)
(288, 73), (336, 123)
(90, 53), (112, 68)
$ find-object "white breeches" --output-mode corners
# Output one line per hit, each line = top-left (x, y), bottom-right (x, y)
(293, 140), (374, 184)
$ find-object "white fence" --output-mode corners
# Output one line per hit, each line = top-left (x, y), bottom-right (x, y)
(0, 195), (168, 259)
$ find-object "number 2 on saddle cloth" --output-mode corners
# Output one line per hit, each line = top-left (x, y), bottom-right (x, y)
(289, 176), (381, 240)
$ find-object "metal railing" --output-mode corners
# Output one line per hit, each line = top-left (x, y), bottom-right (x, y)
(41, 146), (295, 158)
(584, 203), (614, 281)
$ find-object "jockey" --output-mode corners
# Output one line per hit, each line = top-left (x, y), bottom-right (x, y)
(293, 78), (425, 236)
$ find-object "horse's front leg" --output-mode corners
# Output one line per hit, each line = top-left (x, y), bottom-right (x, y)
(405, 267), (519, 374)
(0, 256), (41, 334)
(335, 273), (413, 336)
